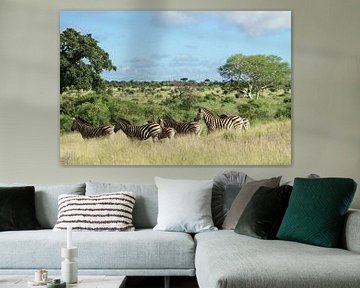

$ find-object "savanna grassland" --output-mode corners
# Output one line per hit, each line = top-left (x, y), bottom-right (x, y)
(60, 81), (291, 165)
(60, 119), (291, 165)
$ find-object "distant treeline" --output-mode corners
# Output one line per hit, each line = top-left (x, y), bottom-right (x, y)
(60, 81), (291, 134)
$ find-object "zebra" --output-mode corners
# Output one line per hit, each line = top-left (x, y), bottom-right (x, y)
(218, 113), (250, 130)
(194, 107), (249, 133)
(147, 120), (176, 139)
(115, 118), (162, 141)
(241, 118), (250, 130)
(71, 117), (114, 139)
(160, 117), (201, 136)
(148, 120), (176, 140)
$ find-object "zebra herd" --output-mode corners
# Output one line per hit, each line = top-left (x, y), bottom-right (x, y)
(70, 107), (250, 141)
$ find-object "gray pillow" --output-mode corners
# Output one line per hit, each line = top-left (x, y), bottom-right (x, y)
(222, 177), (281, 230)
(0, 183), (85, 228)
(153, 177), (217, 233)
(212, 171), (252, 228)
(86, 181), (158, 229)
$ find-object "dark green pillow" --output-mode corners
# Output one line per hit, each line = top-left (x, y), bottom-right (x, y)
(0, 186), (41, 231)
(235, 185), (292, 239)
(276, 178), (357, 247)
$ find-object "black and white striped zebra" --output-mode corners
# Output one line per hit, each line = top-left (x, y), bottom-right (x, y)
(194, 107), (249, 133)
(160, 117), (201, 136)
(219, 113), (250, 130)
(115, 118), (162, 141)
(149, 120), (176, 140)
(71, 117), (114, 139)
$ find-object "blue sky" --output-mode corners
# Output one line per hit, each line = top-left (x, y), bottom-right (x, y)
(60, 11), (291, 81)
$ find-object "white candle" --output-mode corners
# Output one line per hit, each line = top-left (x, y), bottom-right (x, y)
(67, 225), (72, 249)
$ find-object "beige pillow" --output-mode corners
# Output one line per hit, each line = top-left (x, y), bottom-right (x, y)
(222, 177), (281, 230)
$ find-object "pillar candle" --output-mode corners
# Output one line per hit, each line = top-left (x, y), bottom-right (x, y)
(67, 225), (72, 249)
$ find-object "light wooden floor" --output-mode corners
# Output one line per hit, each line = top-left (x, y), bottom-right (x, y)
(126, 276), (199, 288)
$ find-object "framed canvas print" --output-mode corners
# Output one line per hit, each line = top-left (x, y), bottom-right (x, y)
(60, 11), (292, 165)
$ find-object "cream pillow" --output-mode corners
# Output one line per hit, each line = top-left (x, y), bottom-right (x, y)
(153, 177), (217, 233)
(53, 192), (135, 231)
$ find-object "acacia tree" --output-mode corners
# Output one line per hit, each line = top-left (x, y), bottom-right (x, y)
(218, 54), (291, 99)
(60, 28), (116, 93)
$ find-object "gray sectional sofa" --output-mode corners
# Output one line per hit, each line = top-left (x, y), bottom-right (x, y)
(0, 180), (360, 288)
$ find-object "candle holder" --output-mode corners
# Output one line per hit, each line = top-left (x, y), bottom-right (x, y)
(61, 247), (78, 284)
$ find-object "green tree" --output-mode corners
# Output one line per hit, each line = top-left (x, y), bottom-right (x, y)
(218, 54), (291, 99)
(60, 28), (116, 93)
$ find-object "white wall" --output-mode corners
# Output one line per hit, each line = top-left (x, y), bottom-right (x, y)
(0, 0), (359, 208)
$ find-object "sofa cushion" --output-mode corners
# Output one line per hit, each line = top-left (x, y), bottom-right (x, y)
(53, 192), (136, 232)
(212, 171), (251, 228)
(222, 176), (281, 229)
(86, 181), (158, 229)
(0, 229), (195, 271)
(0, 186), (40, 231)
(234, 185), (292, 239)
(153, 177), (216, 233)
(195, 230), (360, 288)
(0, 183), (86, 229)
(277, 178), (357, 247)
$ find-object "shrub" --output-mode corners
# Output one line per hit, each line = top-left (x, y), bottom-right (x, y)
(221, 96), (235, 104)
(60, 114), (74, 134)
(238, 98), (275, 121)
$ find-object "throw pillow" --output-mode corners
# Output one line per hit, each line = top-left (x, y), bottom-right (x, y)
(234, 185), (293, 239)
(222, 176), (281, 230)
(153, 177), (217, 233)
(212, 171), (252, 228)
(0, 186), (41, 231)
(86, 181), (158, 229)
(53, 192), (136, 231)
(277, 178), (357, 248)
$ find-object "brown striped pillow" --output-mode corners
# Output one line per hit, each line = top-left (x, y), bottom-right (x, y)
(53, 192), (135, 232)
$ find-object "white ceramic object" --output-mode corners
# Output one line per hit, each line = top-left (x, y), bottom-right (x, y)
(61, 247), (78, 284)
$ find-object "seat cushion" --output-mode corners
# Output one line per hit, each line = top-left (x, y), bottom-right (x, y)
(195, 230), (360, 288)
(0, 229), (195, 271)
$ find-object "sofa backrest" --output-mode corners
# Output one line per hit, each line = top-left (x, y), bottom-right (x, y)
(86, 181), (158, 229)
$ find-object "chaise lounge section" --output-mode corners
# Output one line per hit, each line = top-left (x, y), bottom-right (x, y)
(195, 215), (360, 288)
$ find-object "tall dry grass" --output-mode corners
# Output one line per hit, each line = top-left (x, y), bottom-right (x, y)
(60, 120), (291, 165)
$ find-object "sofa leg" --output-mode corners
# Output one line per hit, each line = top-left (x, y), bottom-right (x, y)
(164, 276), (170, 288)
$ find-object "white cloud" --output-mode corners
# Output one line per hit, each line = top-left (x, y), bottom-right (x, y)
(119, 66), (133, 73)
(221, 11), (291, 36)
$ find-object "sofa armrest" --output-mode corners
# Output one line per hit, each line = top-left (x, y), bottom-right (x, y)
(342, 209), (360, 253)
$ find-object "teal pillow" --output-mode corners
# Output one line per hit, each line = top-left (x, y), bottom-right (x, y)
(277, 178), (357, 247)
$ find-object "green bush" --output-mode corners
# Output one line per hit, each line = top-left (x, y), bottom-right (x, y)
(221, 96), (235, 104)
(238, 98), (275, 121)
(60, 114), (73, 134)
(275, 97), (291, 119)
(238, 96), (291, 122)
(60, 84), (291, 132)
